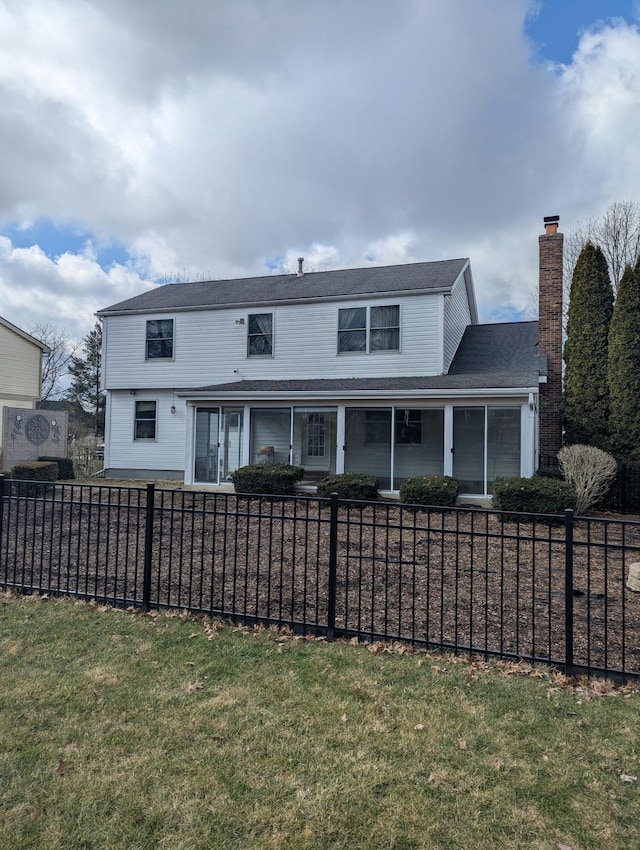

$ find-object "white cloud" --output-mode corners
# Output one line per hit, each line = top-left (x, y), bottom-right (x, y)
(0, 1), (639, 336)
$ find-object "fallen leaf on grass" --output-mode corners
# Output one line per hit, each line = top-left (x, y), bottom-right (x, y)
(340, 714), (347, 724)
(620, 773), (637, 783)
(56, 760), (70, 775)
(186, 680), (204, 694)
(414, 724), (424, 730)
(458, 739), (468, 751)
(556, 843), (574, 850)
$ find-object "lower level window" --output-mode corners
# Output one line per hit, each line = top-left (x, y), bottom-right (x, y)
(135, 400), (157, 440)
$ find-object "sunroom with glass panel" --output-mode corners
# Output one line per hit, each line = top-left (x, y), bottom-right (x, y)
(453, 406), (521, 494)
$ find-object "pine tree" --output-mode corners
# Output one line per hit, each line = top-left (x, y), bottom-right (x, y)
(562, 243), (614, 448)
(608, 259), (640, 459)
(66, 322), (105, 437)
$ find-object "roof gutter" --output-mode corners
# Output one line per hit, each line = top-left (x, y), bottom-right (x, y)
(176, 386), (540, 402)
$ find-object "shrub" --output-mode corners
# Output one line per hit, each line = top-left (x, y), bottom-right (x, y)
(231, 463), (304, 496)
(316, 473), (378, 502)
(492, 476), (576, 516)
(9, 461), (58, 497)
(399, 475), (459, 508)
(558, 444), (617, 514)
(39, 456), (75, 480)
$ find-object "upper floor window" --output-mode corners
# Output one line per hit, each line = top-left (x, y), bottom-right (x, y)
(338, 305), (399, 353)
(146, 319), (173, 359)
(134, 400), (157, 440)
(247, 313), (273, 356)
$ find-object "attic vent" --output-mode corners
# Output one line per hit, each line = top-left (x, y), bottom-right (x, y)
(297, 257), (304, 277)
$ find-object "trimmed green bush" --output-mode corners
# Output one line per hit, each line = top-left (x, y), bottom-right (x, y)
(39, 456), (75, 480)
(399, 475), (459, 508)
(316, 473), (378, 502)
(492, 475), (577, 516)
(231, 463), (304, 496)
(10, 461), (58, 497)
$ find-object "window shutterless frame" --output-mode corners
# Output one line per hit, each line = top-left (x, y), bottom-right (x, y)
(145, 318), (174, 360)
(247, 313), (274, 357)
(337, 305), (400, 353)
(134, 400), (158, 440)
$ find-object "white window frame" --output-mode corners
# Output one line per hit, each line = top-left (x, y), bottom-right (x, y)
(134, 400), (158, 441)
(337, 304), (400, 354)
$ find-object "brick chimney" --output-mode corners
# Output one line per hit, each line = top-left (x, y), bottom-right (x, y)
(538, 215), (563, 463)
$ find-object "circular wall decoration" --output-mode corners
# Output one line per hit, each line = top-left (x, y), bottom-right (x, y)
(25, 414), (51, 446)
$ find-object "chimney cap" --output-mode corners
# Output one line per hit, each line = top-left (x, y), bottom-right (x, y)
(297, 257), (304, 277)
(543, 215), (560, 224)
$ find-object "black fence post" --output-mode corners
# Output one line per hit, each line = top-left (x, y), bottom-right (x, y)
(0, 475), (5, 584)
(327, 491), (339, 641)
(564, 508), (574, 676)
(142, 482), (155, 612)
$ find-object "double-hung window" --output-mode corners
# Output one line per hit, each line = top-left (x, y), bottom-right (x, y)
(338, 305), (399, 353)
(146, 319), (174, 359)
(247, 313), (273, 356)
(134, 401), (157, 440)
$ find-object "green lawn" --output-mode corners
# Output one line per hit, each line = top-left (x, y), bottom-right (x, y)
(0, 593), (639, 850)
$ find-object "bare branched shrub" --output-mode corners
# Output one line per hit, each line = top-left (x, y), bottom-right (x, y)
(558, 444), (617, 514)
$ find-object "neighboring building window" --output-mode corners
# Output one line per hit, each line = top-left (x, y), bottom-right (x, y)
(338, 305), (400, 353)
(146, 319), (174, 359)
(134, 401), (157, 440)
(247, 313), (273, 356)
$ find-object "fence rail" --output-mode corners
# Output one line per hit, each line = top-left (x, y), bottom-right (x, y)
(2, 477), (640, 680)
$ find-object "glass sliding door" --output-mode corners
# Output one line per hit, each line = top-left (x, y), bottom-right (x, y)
(393, 408), (444, 488)
(194, 408), (220, 483)
(250, 408), (291, 465)
(345, 408), (392, 489)
(221, 407), (243, 481)
(453, 407), (485, 493)
(487, 407), (521, 491)
(452, 405), (522, 495)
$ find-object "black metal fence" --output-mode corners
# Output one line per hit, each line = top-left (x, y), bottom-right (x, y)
(2, 477), (640, 681)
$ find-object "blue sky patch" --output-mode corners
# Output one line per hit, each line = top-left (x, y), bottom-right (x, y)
(525, 0), (638, 64)
(4, 219), (131, 268)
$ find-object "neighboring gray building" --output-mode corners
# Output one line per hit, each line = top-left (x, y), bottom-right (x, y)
(97, 221), (561, 497)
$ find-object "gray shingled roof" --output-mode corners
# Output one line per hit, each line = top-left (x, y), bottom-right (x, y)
(178, 321), (543, 396)
(448, 321), (543, 374)
(98, 259), (470, 315)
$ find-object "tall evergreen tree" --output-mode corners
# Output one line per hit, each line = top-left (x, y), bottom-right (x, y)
(608, 259), (640, 459)
(66, 322), (105, 437)
(562, 243), (614, 448)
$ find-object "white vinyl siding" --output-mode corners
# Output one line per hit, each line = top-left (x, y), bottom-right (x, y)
(102, 294), (441, 389)
(443, 277), (472, 372)
(105, 390), (186, 472)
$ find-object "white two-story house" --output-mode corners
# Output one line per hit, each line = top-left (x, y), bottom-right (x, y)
(97, 219), (564, 497)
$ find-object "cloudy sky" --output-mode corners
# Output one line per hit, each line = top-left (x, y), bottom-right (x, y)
(1, 0), (639, 345)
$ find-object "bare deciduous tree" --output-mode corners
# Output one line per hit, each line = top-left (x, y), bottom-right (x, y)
(563, 201), (640, 316)
(29, 322), (78, 403)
